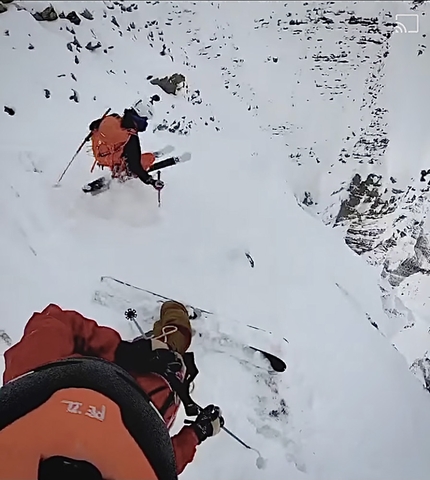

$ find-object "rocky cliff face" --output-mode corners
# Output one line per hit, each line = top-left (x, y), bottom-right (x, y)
(281, 3), (430, 291)
(320, 1), (430, 387)
(261, 0), (430, 384)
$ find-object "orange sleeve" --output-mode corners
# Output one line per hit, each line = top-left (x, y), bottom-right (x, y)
(3, 303), (122, 384)
(171, 426), (200, 475)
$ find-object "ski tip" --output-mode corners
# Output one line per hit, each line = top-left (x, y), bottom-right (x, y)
(274, 360), (287, 373)
(250, 346), (287, 373)
(178, 152), (191, 163)
(266, 356), (287, 373)
(154, 145), (175, 158)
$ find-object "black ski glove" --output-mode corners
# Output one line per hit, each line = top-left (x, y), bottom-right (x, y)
(190, 405), (224, 443)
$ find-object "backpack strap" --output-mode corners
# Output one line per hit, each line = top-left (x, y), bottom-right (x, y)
(163, 368), (200, 417)
(162, 352), (200, 417)
(90, 158), (98, 173)
(143, 326), (201, 417)
(146, 348), (201, 417)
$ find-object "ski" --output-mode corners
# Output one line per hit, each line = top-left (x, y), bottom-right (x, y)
(145, 330), (284, 372)
(83, 149), (190, 194)
(249, 347), (286, 372)
(134, 324), (286, 374)
(95, 276), (287, 374)
(175, 152), (191, 164)
(153, 145), (175, 158)
(100, 275), (211, 316)
(100, 276), (288, 340)
(124, 308), (285, 373)
(148, 152), (191, 173)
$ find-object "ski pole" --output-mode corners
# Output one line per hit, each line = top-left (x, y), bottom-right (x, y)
(130, 316), (144, 335)
(186, 407), (267, 468)
(184, 407), (267, 466)
(56, 107), (111, 185)
(221, 425), (253, 449)
(157, 170), (161, 208)
(186, 403), (252, 450)
(184, 418), (249, 447)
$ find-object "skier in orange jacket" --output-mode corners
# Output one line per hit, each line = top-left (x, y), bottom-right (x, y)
(88, 103), (165, 191)
(0, 302), (224, 480)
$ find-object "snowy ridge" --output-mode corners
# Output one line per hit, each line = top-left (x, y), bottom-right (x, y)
(1, 1), (430, 479)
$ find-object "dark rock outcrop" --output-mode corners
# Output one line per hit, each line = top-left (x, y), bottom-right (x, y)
(382, 230), (430, 286)
(86, 41), (102, 51)
(80, 8), (93, 20)
(4, 106), (15, 115)
(33, 5), (58, 21)
(150, 73), (186, 95)
(66, 11), (81, 25)
(411, 356), (430, 392)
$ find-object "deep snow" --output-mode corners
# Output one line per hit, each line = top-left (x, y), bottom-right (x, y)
(1, 1), (430, 479)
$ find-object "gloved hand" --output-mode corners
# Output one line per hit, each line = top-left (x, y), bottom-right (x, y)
(151, 178), (165, 191)
(190, 405), (224, 443)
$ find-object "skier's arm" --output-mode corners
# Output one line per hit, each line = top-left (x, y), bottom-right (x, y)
(172, 404), (223, 473)
(171, 426), (200, 475)
(123, 135), (154, 185)
(3, 304), (121, 384)
(122, 109), (148, 132)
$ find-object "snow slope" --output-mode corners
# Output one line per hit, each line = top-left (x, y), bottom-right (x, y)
(1, 1), (430, 479)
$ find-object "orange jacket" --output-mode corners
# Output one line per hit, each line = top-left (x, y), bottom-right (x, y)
(2, 304), (200, 475)
(91, 115), (137, 175)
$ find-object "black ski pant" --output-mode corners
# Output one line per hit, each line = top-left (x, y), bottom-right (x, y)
(148, 157), (177, 173)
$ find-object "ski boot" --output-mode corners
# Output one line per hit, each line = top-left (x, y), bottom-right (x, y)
(82, 177), (111, 195)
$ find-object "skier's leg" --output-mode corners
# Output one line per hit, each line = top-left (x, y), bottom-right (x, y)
(147, 157), (177, 173)
(140, 152), (156, 171)
(152, 301), (192, 355)
(147, 153), (191, 173)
